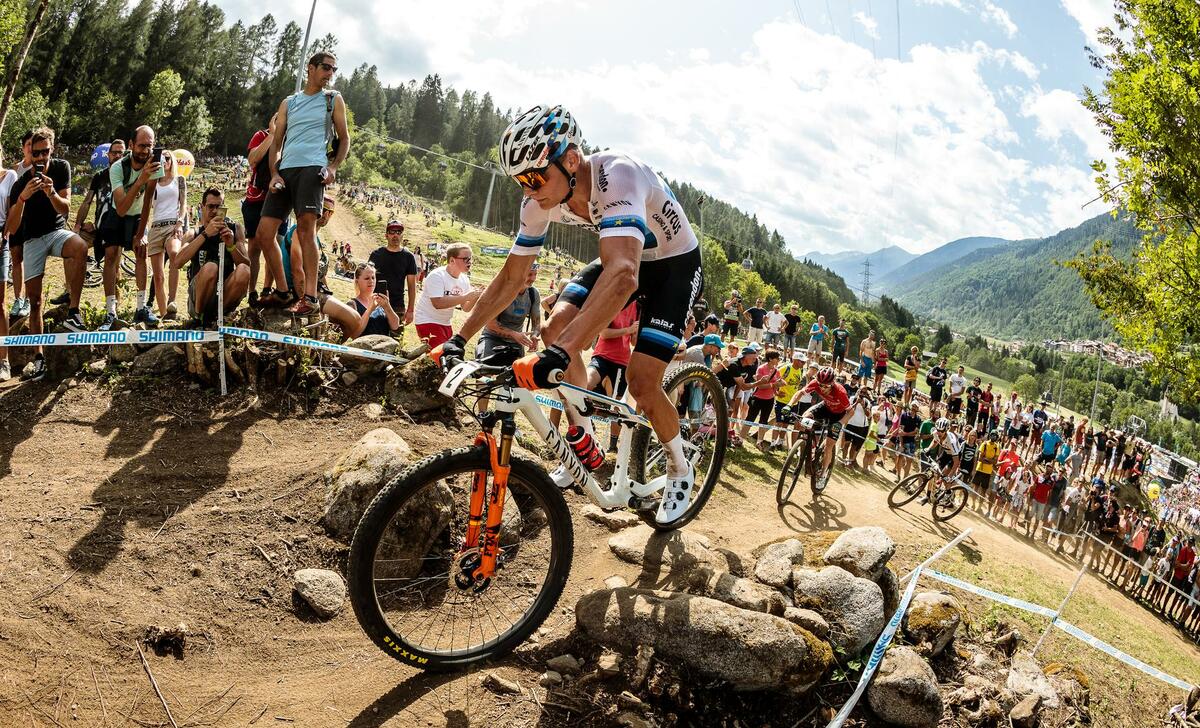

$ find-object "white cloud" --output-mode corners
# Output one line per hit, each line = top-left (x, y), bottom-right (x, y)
(915, 0), (965, 7)
(852, 11), (880, 40)
(1059, 0), (1118, 47)
(1021, 88), (1109, 162)
(981, 1), (1018, 37)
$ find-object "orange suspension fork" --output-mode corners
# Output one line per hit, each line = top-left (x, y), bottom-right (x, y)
(468, 418), (514, 582)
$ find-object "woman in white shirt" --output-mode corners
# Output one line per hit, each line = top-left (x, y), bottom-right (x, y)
(840, 390), (874, 468)
(147, 152), (187, 319)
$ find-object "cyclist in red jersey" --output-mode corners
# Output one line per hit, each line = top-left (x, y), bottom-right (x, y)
(801, 367), (855, 476)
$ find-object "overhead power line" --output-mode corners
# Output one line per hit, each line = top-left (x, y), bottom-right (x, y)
(357, 126), (494, 172)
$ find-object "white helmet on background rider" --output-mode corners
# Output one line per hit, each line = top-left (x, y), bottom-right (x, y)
(935, 417), (950, 431)
(498, 105), (582, 178)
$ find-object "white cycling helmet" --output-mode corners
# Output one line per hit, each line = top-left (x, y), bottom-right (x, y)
(498, 105), (581, 177)
(935, 417), (950, 431)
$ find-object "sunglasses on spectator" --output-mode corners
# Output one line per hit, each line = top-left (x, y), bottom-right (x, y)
(455, 255), (473, 262)
(514, 167), (551, 191)
(31, 147), (50, 157)
(317, 62), (337, 72)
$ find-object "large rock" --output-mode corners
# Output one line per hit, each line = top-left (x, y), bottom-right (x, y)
(322, 428), (413, 541)
(754, 539), (805, 589)
(293, 568), (346, 618)
(1006, 655), (1060, 709)
(876, 566), (901, 617)
(345, 334), (403, 375)
(866, 645), (943, 728)
(903, 591), (963, 656)
(684, 568), (788, 615)
(1009, 694), (1041, 728)
(130, 344), (187, 377)
(44, 338), (93, 379)
(383, 356), (454, 420)
(792, 565), (885, 657)
(575, 587), (832, 692)
(822, 526), (895, 580)
(608, 527), (732, 583)
(783, 608), (830, 639)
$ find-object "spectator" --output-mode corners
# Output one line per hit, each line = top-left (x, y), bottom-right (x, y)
(829, 320), (850, 372)
(413, 243), (480, 348)
(1170, 537), (1196, 619)
(806, 314), (827, 363)
(278, 196), (336, 301)
(256, 51), (351, 316)
(720, 290), (743, 340)
(690, 293), (708, 323)
(101, 125), (163, 329)
(978, 382), (996, 434)
(896, 402), (923, 483)
(858, 330), (876, 381)
(958, 428), (979, 505)
(975, 428), (999, 514)
(685, 313), (720, 347)
(764, 303), (786, 348)
(368, 220), (419, 333)
(715, 346), (760, 435)
(947, 365), (967, 416)
(478, 262), (542, 366)
(146, 150), (187, 319)
(873, 338), (889, 394)
(321, 262), (400, 339)
(744, 350), (782, 450)
(772, 351), (806, 449)
(172, 187), (251, 328)
(3, 126), (87, 380)
(588, 301), (637, 450)
(782, 303), (803, 359)
(68, 139), (124, 303)
(927, 356), (948, 404)
(743, 297), (767, 345)
(244, 114), (277, 307)
(902, 346), (920, 406)
(7, 131), (33, 325)
(0, 146), (17, 381)
(841, 387), (872, 468)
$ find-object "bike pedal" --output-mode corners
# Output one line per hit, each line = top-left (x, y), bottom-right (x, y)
(627, 495), (659, 512)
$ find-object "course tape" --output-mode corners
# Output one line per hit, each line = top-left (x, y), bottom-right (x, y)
(1053, 619), (1194, 692)
(922, 568), (1194, 692)
(1, 329), (219, 347)
(218, 326), (405, 364)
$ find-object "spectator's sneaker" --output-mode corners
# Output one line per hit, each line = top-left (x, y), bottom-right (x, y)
(653, 463), (696, 525)
(63, 312), (86, 332)
(317, 282), (333, 296)
(49, 291), (70, 306)
(0, 359), (10, 382)
(98, 312), (118, 331)
(549, 465), (574, 490)
(24, 356), (46, 382)
(288, 295), (320, 316)
(134, 307), (159, 327)
(9, 297), (29, 323)
(165, 301), (178, 320)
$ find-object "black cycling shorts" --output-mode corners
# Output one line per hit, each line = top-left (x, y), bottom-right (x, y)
(475, 335), (525, 367)
(589, 354), (628, 398)
(261, 166), (325, 221)
(804, 401), (845, 440)
(559, 246), (703, 363)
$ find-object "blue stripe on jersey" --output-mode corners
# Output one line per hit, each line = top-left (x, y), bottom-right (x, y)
(563, 282), (589, 298)
(638, 328), (680, 349)
(599, 215), (658, 250)
(514, 233), (546, 247)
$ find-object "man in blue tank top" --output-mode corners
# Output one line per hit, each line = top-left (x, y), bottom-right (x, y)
(254, 51), (351, 317)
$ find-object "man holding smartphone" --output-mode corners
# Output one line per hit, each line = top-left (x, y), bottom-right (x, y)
(367, 219), (418, 335)
(173, 188), (251, 328)
(253, 51), (351, 317)
(3, 127), (88, 380)
(100, 125), (163, 330)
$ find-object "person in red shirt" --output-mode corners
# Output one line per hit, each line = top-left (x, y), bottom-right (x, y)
(1028, 468), (1052, 540)
(243, 115), (288, 308)
(977, 383), (996, 434)
(1169, 537), (1196, 619)
(799, 366), (853, 484)
(587, 301), (638, 451)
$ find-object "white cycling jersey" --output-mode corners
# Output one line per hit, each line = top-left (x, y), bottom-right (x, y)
(929, 431), (964, 457)
(510, 151), (698, 262)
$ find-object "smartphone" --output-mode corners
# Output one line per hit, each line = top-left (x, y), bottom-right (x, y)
(33, 161), (46, 176)
(153, 146), (164, 164)
(215, 206), (228, 221)
(375, 279), (389, 295)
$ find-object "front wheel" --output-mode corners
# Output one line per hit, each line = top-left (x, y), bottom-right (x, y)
(347, 446), (573, 671)
(631, 363), (729, 530)
(777, 435), (808, 504)
(888, 472), (929, 509)
(932, 484), (969, 521)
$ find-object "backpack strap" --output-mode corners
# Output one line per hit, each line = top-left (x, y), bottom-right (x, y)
(324, 90), (337, 146)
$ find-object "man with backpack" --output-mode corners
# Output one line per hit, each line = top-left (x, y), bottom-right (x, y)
(254, 51), (351, 316)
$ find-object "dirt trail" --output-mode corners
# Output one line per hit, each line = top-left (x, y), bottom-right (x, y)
(1, 376), (1195, 727)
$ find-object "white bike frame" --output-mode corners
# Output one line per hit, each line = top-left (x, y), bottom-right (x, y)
(439, 362), (660, 510)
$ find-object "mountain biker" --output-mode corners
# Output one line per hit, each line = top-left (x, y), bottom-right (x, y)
(432, 105), (703, 525)
(919, 417), (962, 504)
(798, 366), (853, 484)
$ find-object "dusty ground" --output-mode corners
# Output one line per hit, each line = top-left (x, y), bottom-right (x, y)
(1, 178), (1195, 727)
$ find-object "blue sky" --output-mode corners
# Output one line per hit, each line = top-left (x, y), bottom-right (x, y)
(213, 0), (1121, 255)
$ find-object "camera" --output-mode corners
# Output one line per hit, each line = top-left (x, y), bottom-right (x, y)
(153, 146), (164, 164)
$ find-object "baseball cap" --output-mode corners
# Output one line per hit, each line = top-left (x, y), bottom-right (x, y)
(791, 351), (803, 361)
(740, 346), (757, 356)
(386, 219), (404, 232)
(704, 314), (720, 325)
(703, 334), (725, 348)
(749, 342), (763, 352)
(322, 195), (336, 211)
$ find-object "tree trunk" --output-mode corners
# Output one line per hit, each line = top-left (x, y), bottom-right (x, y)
(0, 0), (51, 140)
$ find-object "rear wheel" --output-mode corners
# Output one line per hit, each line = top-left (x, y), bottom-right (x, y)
(347, 446), (573, 671)
(121, 249), (136, 277)
(888, 472), (929, 508)
(932, 484), (969, 521)
(631, 363), (729, 530)
(777, 435), (808, 504)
